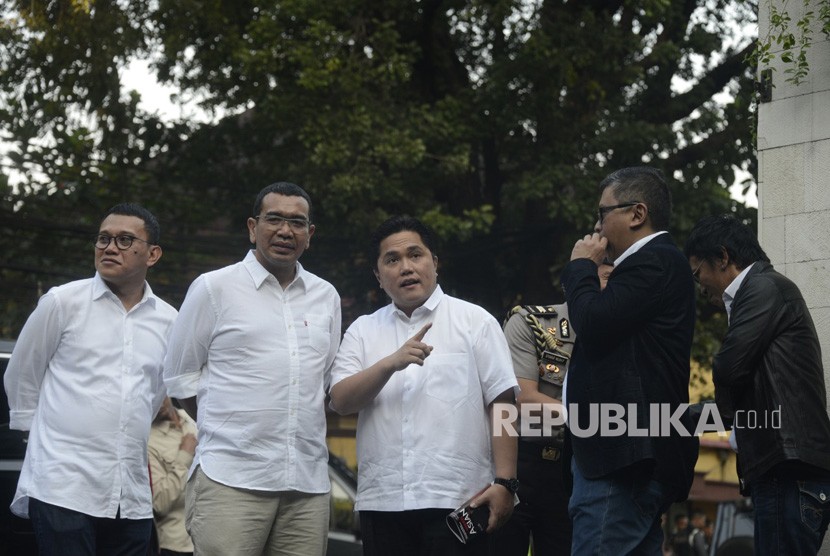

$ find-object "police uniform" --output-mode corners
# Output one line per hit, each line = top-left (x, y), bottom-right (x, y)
(490, 305), (573, 556)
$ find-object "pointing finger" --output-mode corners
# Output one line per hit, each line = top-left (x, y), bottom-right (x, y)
(412, 323), (432, 342)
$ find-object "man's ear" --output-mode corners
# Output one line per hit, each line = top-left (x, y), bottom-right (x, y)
(247, 217), (257, 244)
(718, 246), (731, 270)
(629, 202), (649, 229)
(373, 268), (381, 284)
(146, 245), (162, 268)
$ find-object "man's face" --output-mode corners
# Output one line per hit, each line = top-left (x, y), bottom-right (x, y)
(248, 193), (315, 276)
(94, 214), (160, 288)
(689, 255), (728, 308)
(594, 187), (635, 262)
(374, 230), (438, 316)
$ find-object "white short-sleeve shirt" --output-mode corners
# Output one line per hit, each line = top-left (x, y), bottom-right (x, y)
(330, 285), (517, 511)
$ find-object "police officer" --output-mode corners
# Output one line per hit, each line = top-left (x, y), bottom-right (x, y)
(490, 263), (612, 556)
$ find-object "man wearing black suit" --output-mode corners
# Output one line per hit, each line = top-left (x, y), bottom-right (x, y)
(685, 215), (830, 555)
(561, 166), (698, 554)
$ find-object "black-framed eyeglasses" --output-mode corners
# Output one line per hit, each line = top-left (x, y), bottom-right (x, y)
(94, 234), (153, 250)
(691, 259), (705, 283)
(597, 202), (640, 223)
(255, 213), (310, 232)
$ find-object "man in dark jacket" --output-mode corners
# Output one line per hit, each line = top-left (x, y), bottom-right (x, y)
(685, 214), (830, 555)
(562, 166), (698, 554)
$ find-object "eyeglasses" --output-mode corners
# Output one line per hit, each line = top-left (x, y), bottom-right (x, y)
(94, 234), (152, 250)
(597, 202), (640, 223)
(691, 259), (705, 283)
(255, 213), (310, 232)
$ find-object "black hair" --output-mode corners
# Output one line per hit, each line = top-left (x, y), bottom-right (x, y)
(370, 215), (437, 269)
(684, 214), (769, 269)
(103, 203), (161, 245)
(599, 166), (672, 231)
(253, 182), (313, 221)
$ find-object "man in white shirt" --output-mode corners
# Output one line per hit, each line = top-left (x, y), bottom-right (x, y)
(329, 215), (518, 556)
(4, 203), (177, 556)
(164, 182), (341, 556)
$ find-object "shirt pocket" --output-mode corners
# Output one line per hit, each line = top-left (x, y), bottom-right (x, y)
(303, 313), (332, 356)
(424, 353), (470, 407)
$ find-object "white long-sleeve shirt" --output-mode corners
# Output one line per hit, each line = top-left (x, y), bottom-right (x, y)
(163, 251), (341, 493)
(4, 274), (177, 519)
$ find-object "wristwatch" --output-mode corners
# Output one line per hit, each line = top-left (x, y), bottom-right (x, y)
(493, 477), (520, 494)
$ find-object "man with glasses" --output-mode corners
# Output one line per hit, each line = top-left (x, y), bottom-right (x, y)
(685, 215), (830, 555)
(164, 182), (341, 556)
(561, 167), (698, 554)
(5, 203), (177, 555)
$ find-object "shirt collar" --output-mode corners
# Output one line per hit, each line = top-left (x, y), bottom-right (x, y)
(613, 230), (668, 266)
(242, 250), (307, 291)
(392, 284), (444, 319)
(723, 262), (755, 321)
(92, 272), (156, 308)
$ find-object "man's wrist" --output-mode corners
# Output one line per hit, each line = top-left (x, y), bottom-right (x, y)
(493, 477), (519, 494)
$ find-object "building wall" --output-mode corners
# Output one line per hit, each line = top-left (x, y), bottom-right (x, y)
(757, 0), (830, 399)
(757, 2), (830, 554)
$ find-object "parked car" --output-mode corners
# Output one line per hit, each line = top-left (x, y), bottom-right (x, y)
(709, 498), (753, 556)
(0, 339), (361, 555)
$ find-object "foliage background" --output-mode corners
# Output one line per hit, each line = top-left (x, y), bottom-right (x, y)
(1, 0), (758, 374)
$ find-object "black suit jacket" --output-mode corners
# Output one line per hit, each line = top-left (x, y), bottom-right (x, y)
(562, 233), (698, 500)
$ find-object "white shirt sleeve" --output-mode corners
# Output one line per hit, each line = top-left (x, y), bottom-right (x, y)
(472, 315), (519, 406)
(163, 276), (216, 399)
(323, 292), (342, 393)
(4, 291), (64, 430)
(329, 319), (364, 392)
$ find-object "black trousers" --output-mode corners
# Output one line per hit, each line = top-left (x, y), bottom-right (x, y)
(360, 508), (489, 556)
(489, 440), (572, 555)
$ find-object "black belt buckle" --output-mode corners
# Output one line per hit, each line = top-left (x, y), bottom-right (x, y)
(542, 446), (561, 461)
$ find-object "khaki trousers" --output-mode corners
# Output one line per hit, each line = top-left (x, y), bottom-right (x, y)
(185, 466), (330, 556)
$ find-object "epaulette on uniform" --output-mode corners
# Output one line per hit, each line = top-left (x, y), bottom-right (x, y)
(504, 303), (575, 387)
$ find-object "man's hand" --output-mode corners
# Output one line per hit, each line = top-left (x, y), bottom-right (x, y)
(384, 323), (433, 372)
(179, 432), (197, 455)
(570, 233), (607, 264)
(470, 483), (515, 533)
